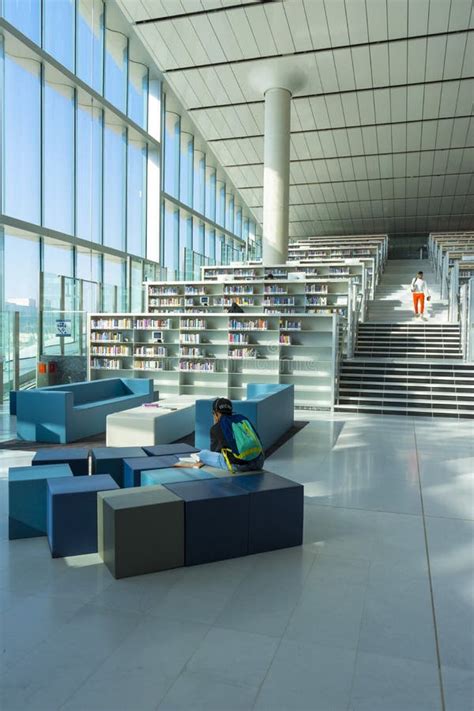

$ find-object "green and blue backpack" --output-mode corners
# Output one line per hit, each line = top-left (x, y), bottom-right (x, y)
(219, 414), (264, 471)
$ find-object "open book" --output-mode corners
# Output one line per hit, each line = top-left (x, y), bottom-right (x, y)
(173, 454), (204, 468)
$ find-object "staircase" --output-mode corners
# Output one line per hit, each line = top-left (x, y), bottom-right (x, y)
(367, 259), (447, 323)
(336, 259), (474, 418)
(355, 323), (461, 359)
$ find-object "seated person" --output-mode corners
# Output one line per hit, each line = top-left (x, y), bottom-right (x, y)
(197, 397), (265, 472)
(227, 301), (244, 313)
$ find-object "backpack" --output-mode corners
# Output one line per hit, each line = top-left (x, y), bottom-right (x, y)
(218, 414), (263, 471)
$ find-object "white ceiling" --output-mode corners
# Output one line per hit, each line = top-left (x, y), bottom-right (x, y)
(119, 0), (474, 237)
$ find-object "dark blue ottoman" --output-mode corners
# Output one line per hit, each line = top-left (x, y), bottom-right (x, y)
(143, 443), (199, 457)
(32, 448), (90, 476)
(165, 479), (249, 566)
(47, 474), (119, 557)
(97, 485), (184, 579)
(226, 472), (304, 554)
(123, 455), (181, 488)
(141, 467), (216, 487)
(8, 463), (74, 540)
(91, 447), (146, 487)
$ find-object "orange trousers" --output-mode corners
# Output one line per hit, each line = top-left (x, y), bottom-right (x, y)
(413, 292), (425, 314)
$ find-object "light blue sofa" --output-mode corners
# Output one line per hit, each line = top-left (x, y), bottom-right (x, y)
(195, 384), (294, 452)
(16, 378), (154, 444)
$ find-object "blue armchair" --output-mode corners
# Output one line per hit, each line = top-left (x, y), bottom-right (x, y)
(195, 383), (294, 452)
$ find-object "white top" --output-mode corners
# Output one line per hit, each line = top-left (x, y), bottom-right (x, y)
(411, 277), (430, 296)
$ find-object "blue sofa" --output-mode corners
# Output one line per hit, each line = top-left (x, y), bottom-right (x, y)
(195, 383), (294, 452)
(16, 378), (154, 443)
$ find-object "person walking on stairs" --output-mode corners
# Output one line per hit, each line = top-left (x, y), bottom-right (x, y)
(410, 271), (431, 319)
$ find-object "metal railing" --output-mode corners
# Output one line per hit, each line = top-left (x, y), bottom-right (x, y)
(459, 277), (474, 362)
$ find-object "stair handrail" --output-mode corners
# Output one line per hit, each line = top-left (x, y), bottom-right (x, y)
(448, 261), (460, 323)
(460, 277), (474, 362)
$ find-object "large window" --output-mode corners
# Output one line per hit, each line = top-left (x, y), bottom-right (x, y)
(128, 59), (148, 129)
(164, 112), (180, 197)
(193, 150), (205, 214)
(76, 100), (103, 243)
(3, 53), (41, 223)
(179, 132), (193, 206)
(105, 29), (127, 113)
(163, 201), (179, 275)
(127, 139), (147, 257)
(205, 167), (216, 221)
(43, 77), (75, 234)
(77, 0), (104, 93)
(216, 180), (226, 227)
(2, 0), (41, 44)
(103, 121), (126, 250)
(103, 255), (126, 311)
(43, 0), (75, 71)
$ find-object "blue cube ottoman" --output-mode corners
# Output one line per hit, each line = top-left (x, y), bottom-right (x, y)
(143, 444), (199, 457)
(91, 447), (146, 487)
(47, 474), (119, 557)
(32, 448), (90, 476)
(97, 485), (184, 579)
(224, 472), (304, 554)
(164, 479), (249, 566)
(141, 467), (216, 487)
(9, 463), (74, 540)
(123, 455), (182, 488)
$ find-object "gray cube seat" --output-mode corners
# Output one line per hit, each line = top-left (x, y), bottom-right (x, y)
(97, 485), (184, 579)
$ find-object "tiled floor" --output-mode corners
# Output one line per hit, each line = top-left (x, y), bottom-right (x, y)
(0, 412), (473, 711)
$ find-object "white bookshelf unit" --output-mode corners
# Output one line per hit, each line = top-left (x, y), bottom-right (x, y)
(88, 312), (341, 409)
(145, 278), (357, 319)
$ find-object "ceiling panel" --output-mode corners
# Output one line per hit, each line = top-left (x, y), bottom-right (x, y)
(121, 0), (473, 237)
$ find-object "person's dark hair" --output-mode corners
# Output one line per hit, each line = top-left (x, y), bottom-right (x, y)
(417, 271), (423, 277)
(212, 397), (233, 416)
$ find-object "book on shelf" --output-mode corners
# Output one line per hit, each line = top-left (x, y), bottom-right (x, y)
(281, 320), (302, 331)
(134, 359), (165, 371)
(90, 346), (131, 356)
(180, 333), (201, 344)
(91, 318), (132, 329)
(179, 359), (216, 372)
(228, 347), (257, 359)
(91, 358), (122, 369)
(135, 318), (171, 329)
(134, 346), (167, 356)
(181, 318), (207, 329)
(228, 333), (249, 344)
(229, 318), (268, 330)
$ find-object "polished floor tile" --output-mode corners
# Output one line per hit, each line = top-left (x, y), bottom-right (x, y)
(0, 410), (472, 710)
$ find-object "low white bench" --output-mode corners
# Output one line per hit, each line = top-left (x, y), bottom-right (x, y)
(106, 396), (196, 447)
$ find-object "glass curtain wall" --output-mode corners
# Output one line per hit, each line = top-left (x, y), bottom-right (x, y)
(161, 100), (263, 276)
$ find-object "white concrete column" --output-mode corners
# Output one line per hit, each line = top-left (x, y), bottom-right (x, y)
(262, 87), (291, 265)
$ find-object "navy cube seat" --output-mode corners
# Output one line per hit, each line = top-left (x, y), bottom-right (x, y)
(8, 463), (74, 540)
(91, 447), (146, 487)
(123, 455), (181, 488)
(47, 474), (119, 558)
(141, 467), (216, 487)
(164, 478), (249, 566)
(32, 448), (90, 476)
(143, 443), (199, 457)
(225, 472), (304, 554)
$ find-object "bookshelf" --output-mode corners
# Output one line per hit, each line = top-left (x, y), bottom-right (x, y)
(146, 274), (361, 319)
(88, 312), (341, 409)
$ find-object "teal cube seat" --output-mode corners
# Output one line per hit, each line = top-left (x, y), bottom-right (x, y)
(8, 463), (74, 539)
(98, 485), (184, 579)
(123, 455), (181, 488)
(141, 467), (217, 487)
